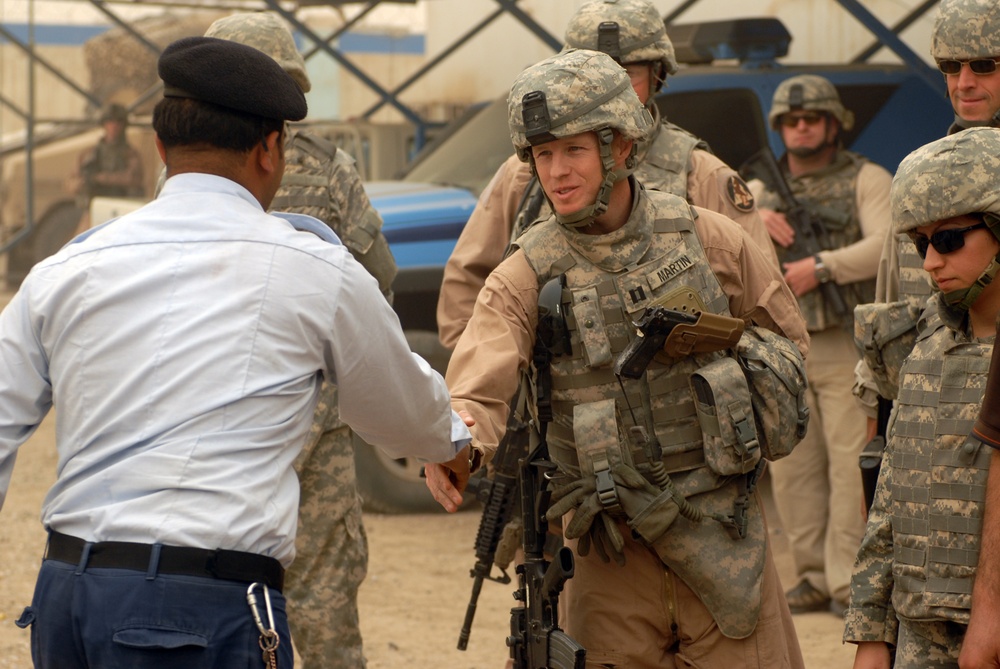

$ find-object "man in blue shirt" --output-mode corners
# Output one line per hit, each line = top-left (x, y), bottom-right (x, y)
(0, 36), (472, 669)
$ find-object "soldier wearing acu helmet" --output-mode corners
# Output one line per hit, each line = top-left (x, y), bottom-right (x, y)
(202, 13), (397, 669)
(435, 0), (776, 351)
(842, 128), (1000, 669)
(748, 73), (891, 618)
(426, 48), (810, 668)
(853, 0), (1000, 430)
(70, 102), (146, 234)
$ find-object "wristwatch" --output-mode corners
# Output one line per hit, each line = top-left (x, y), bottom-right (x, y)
(813, 254), (832, 284)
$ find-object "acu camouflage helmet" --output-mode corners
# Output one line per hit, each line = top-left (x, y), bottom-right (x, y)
(891, 127), (1000, 234)
(892, 127), (1000, 311)
(564, 0), (678, 92)
(508, 48), (652, 161)
(508, 49), (652, 228)
(768, 74), (854, 131)
(931, 0), (1000, 61)
(205, 13), (312, 93)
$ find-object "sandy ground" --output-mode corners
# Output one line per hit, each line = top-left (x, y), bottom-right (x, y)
(0, 293), (855, 668)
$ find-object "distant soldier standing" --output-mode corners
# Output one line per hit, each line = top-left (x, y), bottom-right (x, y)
(748, 74), (891, 617)
(203, 13), (397, 668)
(436, 0), (775, 351)
(70, 103), (145, 233)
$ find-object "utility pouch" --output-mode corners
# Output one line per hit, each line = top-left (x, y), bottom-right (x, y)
(690, 357), (761, 476)
(574, 399), (632, 514)
(571, 287), (613, 368)
(736, 326), (809, 461)
(854, 300), (921, 400)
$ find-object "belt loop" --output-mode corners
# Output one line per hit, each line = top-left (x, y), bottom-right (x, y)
(146, 544), (163, 581)
(75, 543), (93, 576)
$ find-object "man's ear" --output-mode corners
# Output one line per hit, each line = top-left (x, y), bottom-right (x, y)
(256, 130), (283, 175)
(614, 136), (634, 165)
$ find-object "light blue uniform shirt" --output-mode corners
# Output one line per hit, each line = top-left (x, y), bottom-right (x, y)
(0, 173), (469, 566)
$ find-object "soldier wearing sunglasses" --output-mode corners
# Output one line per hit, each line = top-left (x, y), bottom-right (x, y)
(748, 73), (892, 618)
(854, 0), (1000, 492)
(846, 127), (1000, 669)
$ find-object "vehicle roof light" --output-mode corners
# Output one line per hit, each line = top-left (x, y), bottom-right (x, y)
(667, 18), (791, 66)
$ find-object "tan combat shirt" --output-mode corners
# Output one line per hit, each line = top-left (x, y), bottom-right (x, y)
(446, 195), (810, 463)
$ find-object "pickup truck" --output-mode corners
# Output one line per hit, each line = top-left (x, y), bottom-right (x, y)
(359, 16), (953, 512)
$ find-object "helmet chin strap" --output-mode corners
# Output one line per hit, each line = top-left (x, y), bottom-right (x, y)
(540, 128), (636, 230)
(944, 254), (1000, 312)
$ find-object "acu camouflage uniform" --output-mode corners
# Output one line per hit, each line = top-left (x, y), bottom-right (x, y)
(517, 187), (806, 641)
(275, 130), (396, 669)
(499, 50), (808, 666)
(755, 151), (875, 332)
(845, 127), (1000, 668)
(855, 0), (1000, 405)
(845, 299), (991, 667)
(201, 13), (397, 669)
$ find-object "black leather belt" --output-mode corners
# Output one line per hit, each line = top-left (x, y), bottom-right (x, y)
(45, 530), (284, 593)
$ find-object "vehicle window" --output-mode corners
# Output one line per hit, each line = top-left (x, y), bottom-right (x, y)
(655, 88), (768, 171)
(403, 97), (514, 196)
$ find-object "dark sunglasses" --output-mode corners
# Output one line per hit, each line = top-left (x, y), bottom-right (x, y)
(908, 221), (989, 259)
(936, 57), (1000, 76)
(779, 112), (825, 128)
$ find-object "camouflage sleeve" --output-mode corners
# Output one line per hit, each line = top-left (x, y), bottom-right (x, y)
(330, 153), (397, 302)
(844, 444), (896, 644)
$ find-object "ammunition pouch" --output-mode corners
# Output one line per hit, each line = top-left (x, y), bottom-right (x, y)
(854, 300), (922, 401)
(735, 326), (809, 461)
(690, 357), (762, 476)
(573, 399), (633, 515)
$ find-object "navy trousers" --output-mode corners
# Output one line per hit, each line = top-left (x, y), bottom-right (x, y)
(17, 559), (293, 668)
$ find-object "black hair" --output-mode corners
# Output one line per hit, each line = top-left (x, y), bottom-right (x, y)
(153, 97), (283, 153)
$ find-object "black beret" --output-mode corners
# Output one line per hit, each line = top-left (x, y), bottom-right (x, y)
(158, 36), (307, 121)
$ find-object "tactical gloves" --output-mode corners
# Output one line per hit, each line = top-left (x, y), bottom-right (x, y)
(545, 463), (682, 565)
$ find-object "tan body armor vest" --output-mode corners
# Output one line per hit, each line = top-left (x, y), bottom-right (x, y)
(757, 150), (875, 331)
(515, 187), (767, 638)
(878, 304), (990, 623)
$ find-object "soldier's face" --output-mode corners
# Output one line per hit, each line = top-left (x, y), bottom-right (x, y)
(624, 62), (654, 105)
(914, 214), (1000, 294)
(531, 132), (604, 216)
(945, 61), (1000, 123)
(780, 112), (837, 157)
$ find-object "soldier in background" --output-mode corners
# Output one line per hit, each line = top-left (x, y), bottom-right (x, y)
(435, 0), (776, 351)
(69, 103), (145, 234)
(845, 128), (1000, 669)
(748, 74), (890, 616)
(426, 48), (809, 668)
(202, 13), (397, 669)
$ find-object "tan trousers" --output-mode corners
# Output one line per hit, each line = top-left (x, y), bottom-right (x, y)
(560, 495), (804, 669)
(768, 327), (868, 604)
